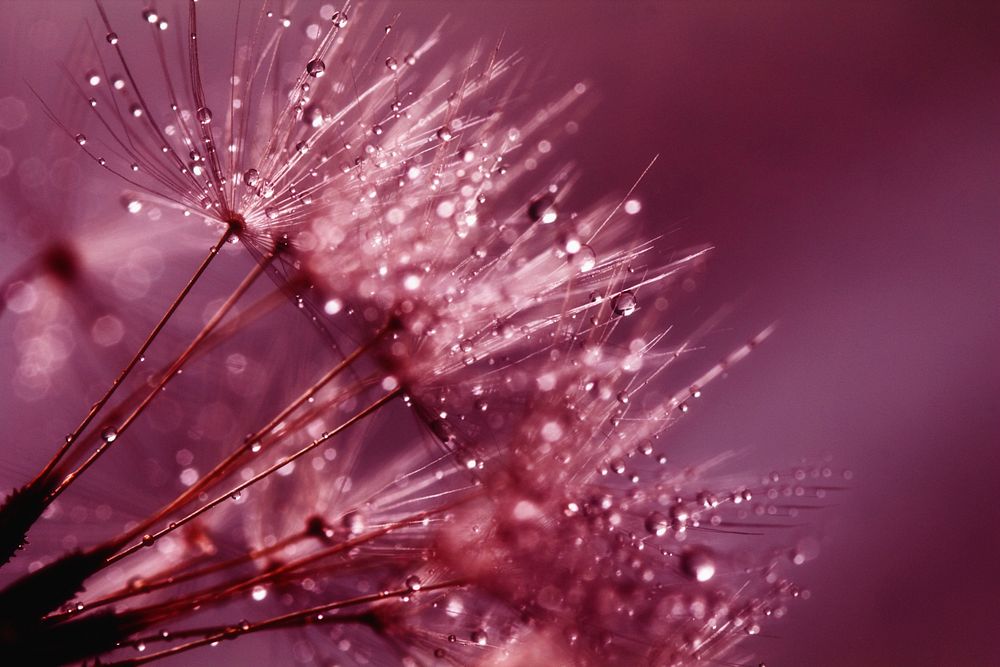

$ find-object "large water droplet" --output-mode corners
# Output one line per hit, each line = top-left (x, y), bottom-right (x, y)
(306, 59), (326, 78)
(574, 245), (597, 273)
(645, 511), (668, 537)
(613, 291), (637, 317)
(196, 107), (212, 124)
(244, 169), (259, 187)
(680, 547), (716, 582)
(528, 194), (557, 223)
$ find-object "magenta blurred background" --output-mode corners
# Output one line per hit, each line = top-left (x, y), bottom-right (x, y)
(2, 1), (999, 665)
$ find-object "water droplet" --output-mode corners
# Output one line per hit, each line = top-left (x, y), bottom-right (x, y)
(243, 169), (259, 187)
(613, 291), (637, 317)
(86, 71), (101, 87)
(680, 547), (716, 582)
(264, 206), (279, 221)
(331, 12), (349, 28)
(528, 194), (557, 223)
(405, 575), (422, 591)
(436, 127), (453, 142)
(306, 58), (326, 78)
(75, 134), (87, 146)
(141, 534), (155, 547)
(251, 585), (267, 601)
(574, 245), (597, 272)
(196, 107), (212, 124)
(100, 427), (118, 443)
(470, 630), (487, 646)
(385, 57), (398, 71)
(129, 104), (143, 118)
(106, 32), (119, 45)
(142, 10), (159, 24)
(342, 510), (365, 535)
(645, 511), (668, 537)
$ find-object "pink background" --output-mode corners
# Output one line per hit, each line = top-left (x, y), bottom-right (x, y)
(2, 2), (999, 665)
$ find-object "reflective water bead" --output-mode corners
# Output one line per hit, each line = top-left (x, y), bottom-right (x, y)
(196, 107), (212, 124)
(528, 194), (557, 223)
(645, 511), (668, 537)
(574, 245), (597, 272)
(613, 291), (637, 316)
(306, 58), (326, 78)
(680, 547), (716, 582)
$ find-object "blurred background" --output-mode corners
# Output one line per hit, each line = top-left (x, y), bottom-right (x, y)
(2, 1), (998, 665)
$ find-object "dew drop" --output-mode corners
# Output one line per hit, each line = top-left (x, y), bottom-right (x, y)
(436, 127), (453, 142)
(613, 291), (637, 317)
(342, 510), (365, 535)
(645, 511), (668, 537)
(265, 206), (279, 221)
(528, 194), (557, 224)
(306, 59), (326, 78)
(574, 245), (597, 272)
(106, 32), (119, 45)
(385, 57), (398, 72)
(196, 107), (213, 124)
(251, 585), (267, 601)
(470, 630), (487, 646)
(243, 169), (259, 187)
(680, 547), (716, 582)
(129, 104), (143, 118)
(100, 427), (118, 443)
(75, 134), (87, 146)
(405, 575), (422, 591)
(331, 12), (349, 28)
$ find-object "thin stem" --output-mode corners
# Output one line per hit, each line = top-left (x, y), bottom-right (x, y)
(33, 228), (231, 486)
(110, 580), (465, 666)
(46, 245), (272, 502)
(58, 531), (309, 618)
(111, 325), (388, 549)
(107, 388), (401, 565)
